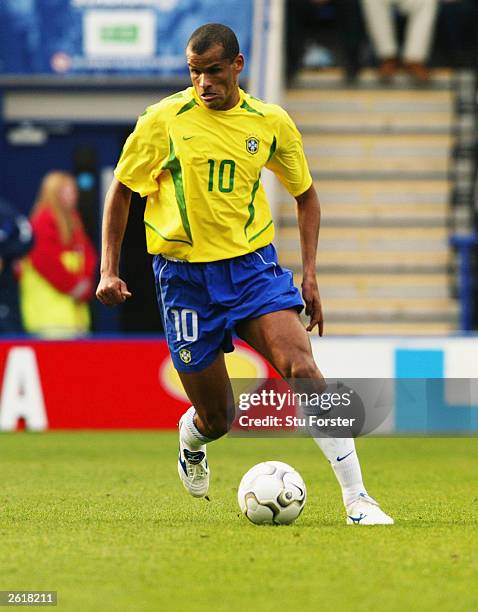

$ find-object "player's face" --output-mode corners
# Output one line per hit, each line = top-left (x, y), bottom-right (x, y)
(186, 44), (244, 111)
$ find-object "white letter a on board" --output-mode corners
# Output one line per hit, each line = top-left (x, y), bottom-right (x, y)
(0, 347), (48, 431)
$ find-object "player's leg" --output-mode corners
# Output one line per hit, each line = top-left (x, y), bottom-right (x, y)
(236, 309), (367, 505)
(152, 255), (234, 498)
(176, 352), (234, 498)
(178, 351), (234, 439)
(236, 309), (393, 524)
(237, 308), (319, 380)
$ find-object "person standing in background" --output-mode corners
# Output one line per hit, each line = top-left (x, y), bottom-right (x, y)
(361, 0), (438, 82)
(0, 198), (33, 333)
(20, 171), (97, 337)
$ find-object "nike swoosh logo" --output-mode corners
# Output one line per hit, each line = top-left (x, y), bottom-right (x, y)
(183, 136), (194, 140)
(337, 450), (354, 462)
(348, 512), (367, 524)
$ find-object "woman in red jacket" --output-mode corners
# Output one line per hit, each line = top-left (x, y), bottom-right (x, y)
(20, 171), (97, 337)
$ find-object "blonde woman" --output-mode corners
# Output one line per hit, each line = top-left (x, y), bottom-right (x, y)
(20, 171), (97, 337)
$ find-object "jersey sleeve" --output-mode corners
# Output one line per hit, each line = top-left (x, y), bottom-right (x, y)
(265, 108), (313, 197)
(114, 107), (169, 197)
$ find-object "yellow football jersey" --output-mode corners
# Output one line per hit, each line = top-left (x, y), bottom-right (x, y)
(115, 86), (312, 262)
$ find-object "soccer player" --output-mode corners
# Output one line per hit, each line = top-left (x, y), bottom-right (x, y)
(97, 23), (393, 525)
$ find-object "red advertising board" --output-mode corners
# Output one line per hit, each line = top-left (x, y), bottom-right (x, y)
(0, 339), (275, 430)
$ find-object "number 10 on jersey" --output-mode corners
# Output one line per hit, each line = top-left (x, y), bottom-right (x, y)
(208, 159), (236, 193)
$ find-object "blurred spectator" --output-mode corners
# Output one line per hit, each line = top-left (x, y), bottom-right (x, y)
(0, 198), (33, 333)
(20, 172), (97, 337)
(335, 0), (367, 81)
(361, 0), (438, 83)
(286, 0), (309, 82)
(286, 0), (366, 83)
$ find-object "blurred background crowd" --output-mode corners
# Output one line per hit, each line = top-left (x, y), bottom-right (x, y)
(287, 0), (478, 83)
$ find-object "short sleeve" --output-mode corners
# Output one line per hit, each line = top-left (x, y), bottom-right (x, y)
(114, 107), (169, 197)
(265, 108), (313, 197)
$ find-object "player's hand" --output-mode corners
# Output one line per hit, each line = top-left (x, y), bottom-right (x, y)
(96, 274), (132, 306)
(301, 276), (324, 336)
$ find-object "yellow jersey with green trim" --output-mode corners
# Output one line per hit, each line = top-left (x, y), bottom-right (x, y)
(114, 86), (312, 262)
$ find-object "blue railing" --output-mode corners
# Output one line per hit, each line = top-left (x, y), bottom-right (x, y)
(450, 234), (478, 331)
(450, 64), (478, 331)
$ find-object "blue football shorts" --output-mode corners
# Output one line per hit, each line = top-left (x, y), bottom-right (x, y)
(153, 243), (304, 372)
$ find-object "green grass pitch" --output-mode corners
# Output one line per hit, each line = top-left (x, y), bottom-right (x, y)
(1, 432), (477, 611)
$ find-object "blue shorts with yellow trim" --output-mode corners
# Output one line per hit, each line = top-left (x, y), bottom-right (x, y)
(153, 243), (304, 372)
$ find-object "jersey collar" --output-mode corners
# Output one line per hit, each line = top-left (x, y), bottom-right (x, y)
(190, 86), (245, 113)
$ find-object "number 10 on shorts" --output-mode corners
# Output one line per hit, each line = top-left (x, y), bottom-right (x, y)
(170, 308), (198, 342)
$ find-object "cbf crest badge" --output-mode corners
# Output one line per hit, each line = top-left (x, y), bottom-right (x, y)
(246, 136), (260, 155)
(179, 348), (192, 364)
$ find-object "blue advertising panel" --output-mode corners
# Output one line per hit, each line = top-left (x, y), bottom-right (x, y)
(0, 0), (253, 81)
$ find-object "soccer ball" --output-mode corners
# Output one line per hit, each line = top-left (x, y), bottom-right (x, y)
(237, 461), (307, 525)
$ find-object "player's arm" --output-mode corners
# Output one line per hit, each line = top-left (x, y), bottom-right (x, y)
(295, 183), (324, 336)
(96, 178), (133, 306)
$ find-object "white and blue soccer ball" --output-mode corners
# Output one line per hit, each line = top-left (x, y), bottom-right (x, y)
(238, 461), (307, 525)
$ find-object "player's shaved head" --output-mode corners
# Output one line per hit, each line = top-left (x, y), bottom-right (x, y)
(187, 23), (239, 62)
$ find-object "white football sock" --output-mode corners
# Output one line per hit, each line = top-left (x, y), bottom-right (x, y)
(313, 437), (368, 508)
(180, 406), (212, 450)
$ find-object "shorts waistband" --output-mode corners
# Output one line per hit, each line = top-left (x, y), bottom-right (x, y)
(160, 254), (187, 263)
(159, 243), (274, 265)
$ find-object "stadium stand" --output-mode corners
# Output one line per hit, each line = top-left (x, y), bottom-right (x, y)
(280, 67), (458, 334)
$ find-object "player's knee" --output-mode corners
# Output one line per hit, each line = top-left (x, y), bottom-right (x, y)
(201, 410), (231, 439)
(289, 354), (323, 383)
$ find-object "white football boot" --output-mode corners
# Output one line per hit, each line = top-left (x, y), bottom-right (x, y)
(177, 414), (210, 498)
(346, 493), (394, 525)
